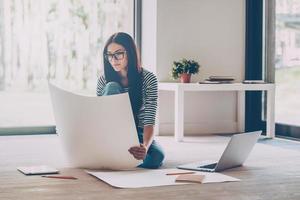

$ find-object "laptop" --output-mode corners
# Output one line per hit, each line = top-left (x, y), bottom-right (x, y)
(177, 131), (262, 172)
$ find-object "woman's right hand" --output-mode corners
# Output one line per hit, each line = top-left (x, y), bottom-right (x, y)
(128, 144), (147, 160)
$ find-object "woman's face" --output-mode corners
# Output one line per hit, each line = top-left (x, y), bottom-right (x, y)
(106, 43), (128, 73)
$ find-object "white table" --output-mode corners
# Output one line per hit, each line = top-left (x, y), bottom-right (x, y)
(158, 83), (275, 142)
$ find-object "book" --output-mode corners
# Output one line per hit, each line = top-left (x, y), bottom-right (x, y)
(199, 80), (233, 84)
(208, 76), (235, 81)
(243, 80), (265, 84)
(175, 174), (205, 183)
(17, 165), (59, 175)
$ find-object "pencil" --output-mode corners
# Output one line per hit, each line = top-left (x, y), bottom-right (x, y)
(166, 171), (196, 176)
(41, 175), (77, 180)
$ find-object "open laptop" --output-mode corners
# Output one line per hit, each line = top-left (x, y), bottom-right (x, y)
(177, 131), (262, 172)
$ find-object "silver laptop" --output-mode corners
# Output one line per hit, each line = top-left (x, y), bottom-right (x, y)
(177, 131), (262, 172)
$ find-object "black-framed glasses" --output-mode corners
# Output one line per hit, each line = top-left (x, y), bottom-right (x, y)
(104, 51), (126, 62)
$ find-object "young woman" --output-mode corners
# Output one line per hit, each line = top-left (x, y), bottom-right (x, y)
(96, 32), (164, 169)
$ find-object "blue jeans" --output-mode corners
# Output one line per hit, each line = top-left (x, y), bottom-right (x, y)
(102, 82), (165, 169)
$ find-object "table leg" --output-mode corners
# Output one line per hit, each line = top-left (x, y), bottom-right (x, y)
(175, 87), (184, 142)
(237, 91), (245, 133)
(266, 87), (275, 138)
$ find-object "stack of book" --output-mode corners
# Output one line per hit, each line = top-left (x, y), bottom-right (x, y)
(199, 76), (235, 84)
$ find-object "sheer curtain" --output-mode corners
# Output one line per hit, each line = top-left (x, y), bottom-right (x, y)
(0, 0), (134, 134)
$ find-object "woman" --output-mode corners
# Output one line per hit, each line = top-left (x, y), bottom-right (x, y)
(96, 32), (165, 169)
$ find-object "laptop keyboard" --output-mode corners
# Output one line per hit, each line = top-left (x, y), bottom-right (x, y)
(198, 163), (217, 169)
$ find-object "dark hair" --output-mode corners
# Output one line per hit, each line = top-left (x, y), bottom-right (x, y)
(103, 32), (143, 129)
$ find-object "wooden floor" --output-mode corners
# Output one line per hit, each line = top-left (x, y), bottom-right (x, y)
(0, 134), (300, 200)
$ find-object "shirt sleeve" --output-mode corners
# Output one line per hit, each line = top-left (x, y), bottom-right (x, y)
(96, 75), (106, 96)
(143, 72), (158, 126)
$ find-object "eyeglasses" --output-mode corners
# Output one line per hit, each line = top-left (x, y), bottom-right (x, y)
(104, 51), (126, 62)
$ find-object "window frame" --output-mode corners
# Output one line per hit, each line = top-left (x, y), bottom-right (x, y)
(245, 0), (265, 133)
(247, 0), (300, 140)
(272, 0), (300, 139)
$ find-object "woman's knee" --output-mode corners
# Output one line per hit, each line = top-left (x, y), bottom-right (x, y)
(105, 82), (122, 90)
(102, 82), (123, 95)
(148, 148), (165, 169)
(154, 148), (165, 163)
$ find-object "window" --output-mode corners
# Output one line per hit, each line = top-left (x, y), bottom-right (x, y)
(246, 0), (300, 139)
(0, 0), (134, 134)
(275, 0), (300, 138)
(295, 33), (300, 49)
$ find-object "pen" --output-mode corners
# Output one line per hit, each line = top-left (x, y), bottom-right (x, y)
(41, 175), (77, 180)
(166, 171), (196, 176)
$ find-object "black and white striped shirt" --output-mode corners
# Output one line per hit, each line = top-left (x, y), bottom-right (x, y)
(96, 69), (158, 129)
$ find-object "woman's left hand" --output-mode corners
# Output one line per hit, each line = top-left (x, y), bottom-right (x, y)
(128, 144), (147, 160)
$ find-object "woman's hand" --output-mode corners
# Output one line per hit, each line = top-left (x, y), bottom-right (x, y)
(128, 144), (147, 160)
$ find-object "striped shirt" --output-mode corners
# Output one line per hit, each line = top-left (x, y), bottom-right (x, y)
(96, 69), (158, 129)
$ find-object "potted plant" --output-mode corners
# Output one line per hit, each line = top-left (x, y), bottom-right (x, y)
(171, 58), (200, 83)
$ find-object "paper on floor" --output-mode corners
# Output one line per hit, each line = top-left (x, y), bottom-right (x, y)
(86, 168), (240, 188)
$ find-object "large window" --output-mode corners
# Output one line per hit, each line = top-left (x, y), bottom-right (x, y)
(275, 0), (300, 138)
(0, 0), (134, 133)
(246, 0), (300, 139)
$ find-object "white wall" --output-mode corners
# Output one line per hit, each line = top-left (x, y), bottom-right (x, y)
(141, 0), (157, 74)
(142, 0), (245, 135)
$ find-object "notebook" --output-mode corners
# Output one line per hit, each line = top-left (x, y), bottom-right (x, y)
(175, 174), (205, 183)
(17, 165), (59, 175)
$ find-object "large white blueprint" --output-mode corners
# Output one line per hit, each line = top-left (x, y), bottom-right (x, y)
(48, 83), (141, 170)
(86, 168), (240, 188)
